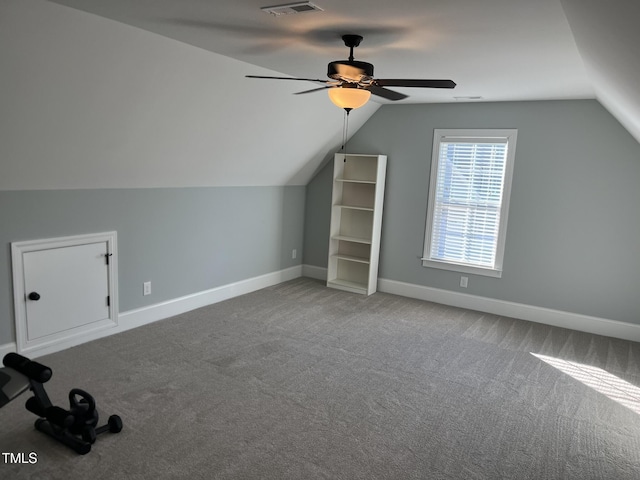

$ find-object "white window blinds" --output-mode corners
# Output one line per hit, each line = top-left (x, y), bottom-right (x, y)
(423, 130), (517, 277)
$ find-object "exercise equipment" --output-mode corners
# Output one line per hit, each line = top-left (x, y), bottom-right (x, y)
(0, 353), (122, 454)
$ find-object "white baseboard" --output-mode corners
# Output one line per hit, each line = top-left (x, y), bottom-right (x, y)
(377, 278), (640, 343)
(299, 265), (640, 342)
(23, 265), (302, 358)
(11, 264), (639, 359)
(119, 265), (302, 332)
(302, 264), (327, 281)
(0, 342), (16, 358)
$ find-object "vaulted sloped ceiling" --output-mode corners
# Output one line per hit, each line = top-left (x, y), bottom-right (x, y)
(43, 0), (640, 145)
(2, 0), (639, 190)
(560, 0), (640, 144)
(0, 0), (378, 190)
(44, 0), (595, 105)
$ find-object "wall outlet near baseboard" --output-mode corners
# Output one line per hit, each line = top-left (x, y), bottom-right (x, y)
(460, 276), (468, 288)
(292, 249), (297, 259)
(143, 281), (151, 296)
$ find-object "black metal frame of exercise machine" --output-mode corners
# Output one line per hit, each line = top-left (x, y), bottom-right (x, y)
(0, 353), (122, 455)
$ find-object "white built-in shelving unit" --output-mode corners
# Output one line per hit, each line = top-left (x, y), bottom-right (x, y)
(327, 153), (387, 295)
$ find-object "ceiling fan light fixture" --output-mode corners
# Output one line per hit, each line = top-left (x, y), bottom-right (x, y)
(328, 86), (371, 110)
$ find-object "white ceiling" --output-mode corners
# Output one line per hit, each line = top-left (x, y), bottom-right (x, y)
(5, 0), (638, 190)
(48, 0), (595, 105)
(560, 0), (640, 144)
(45, 0), (640, 143)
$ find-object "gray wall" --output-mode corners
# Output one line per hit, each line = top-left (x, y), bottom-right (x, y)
(1, 1), (312, 348)
(303, 100), (640, 324)
(0, 186), (305, 345)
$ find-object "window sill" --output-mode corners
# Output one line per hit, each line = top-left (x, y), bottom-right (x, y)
(421, 258), (503, 278)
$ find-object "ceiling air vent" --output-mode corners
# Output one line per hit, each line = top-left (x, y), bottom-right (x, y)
(261, 2), (324, 16)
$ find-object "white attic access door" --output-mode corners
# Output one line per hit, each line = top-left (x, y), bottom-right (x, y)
(12, 232), (118, 356)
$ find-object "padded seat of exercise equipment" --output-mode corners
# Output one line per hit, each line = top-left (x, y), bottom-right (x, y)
(0, 367), (30, 408)
(0, 352), (122, 454)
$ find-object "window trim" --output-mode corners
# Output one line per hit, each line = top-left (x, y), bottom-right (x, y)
(422, 128), (518, 278)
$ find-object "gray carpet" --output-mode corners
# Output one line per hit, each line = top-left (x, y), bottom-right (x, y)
(1, 277), (640, 479)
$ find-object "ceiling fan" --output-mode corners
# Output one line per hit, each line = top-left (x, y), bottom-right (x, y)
(246, 34), (456, 109)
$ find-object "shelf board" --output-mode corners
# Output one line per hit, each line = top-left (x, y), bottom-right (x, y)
(335, 178), (376, 185)
(332, 254), (370, 264)
(332, 235), (372, 245)
(334, 204), (374, 212)
(327, 278), (368, 294)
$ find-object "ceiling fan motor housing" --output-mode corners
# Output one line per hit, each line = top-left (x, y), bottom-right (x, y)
(327, 60), (374, 81)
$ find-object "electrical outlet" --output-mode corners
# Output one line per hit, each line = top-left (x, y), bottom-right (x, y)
(143, 281), (151, 296)
(292, 249), (297, 259)
(460, 276), (468, 288)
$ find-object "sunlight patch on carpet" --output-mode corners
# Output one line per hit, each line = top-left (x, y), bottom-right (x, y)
(532, 352), (640, 415)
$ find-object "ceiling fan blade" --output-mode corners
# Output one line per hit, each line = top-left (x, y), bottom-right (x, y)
(246, 75), (327, 83)
(375, 79), (457, 89)
(366, 85), (408, 101)
(294, 86), (333, 95)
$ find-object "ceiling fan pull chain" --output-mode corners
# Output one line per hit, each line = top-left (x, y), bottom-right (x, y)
(341, 108), (351, 155)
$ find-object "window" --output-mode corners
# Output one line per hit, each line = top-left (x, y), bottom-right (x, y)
(422, 129), (517, 277)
